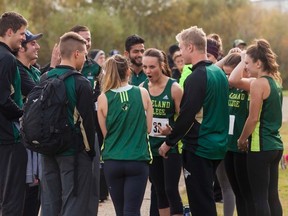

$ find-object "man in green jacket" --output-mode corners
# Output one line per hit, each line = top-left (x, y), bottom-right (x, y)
(159, 26), (229, 216)
(0, 11), (28, 216)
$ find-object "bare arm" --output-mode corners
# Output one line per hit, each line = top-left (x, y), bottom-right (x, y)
(171, 82), (183, 115)
(229, 51), (255, 92)
(97, 93), (107, 137)
(238, 79), (268, 149)
(140, 87), (153, 133)
(215, 48), (241, 68)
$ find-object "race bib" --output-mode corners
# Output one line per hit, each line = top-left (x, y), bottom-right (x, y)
(150, 117), (169, 138)
(228, 115), (235, 135)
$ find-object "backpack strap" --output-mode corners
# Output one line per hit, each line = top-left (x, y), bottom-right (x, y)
(39, 71), (48, 82)
(40, 70), (81, 83)
(58, 70), (81, 81)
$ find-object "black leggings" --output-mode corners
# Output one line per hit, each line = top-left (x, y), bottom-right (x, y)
(103, 160), (149, 216)
(247, 150), (283, 216)
(149, 154), (183, 215)
(224, 151), (255, 216)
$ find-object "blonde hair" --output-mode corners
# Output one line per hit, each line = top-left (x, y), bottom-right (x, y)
(101, 54), (129, 92)
(246, 39), (282, 85)
(175, 26), (206, 52)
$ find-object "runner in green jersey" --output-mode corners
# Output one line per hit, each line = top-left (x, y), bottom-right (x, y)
(237, 39), (283, 216)
(97, 54), (153, 216)
(217, 51), (255, 216)
(142, 48), (183, 216)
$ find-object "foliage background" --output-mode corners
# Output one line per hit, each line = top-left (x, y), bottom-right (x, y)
(1, 0), (288, 87)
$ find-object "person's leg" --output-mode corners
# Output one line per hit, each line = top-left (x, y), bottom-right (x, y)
(40, 155), (62, 216)
(233, 152), (255, 216)
(23, 185), (40, 216)
(182, 150), (219, 216)
(149, 156), (169, 215)
(213, 174), (223, 202)
(58, 151), (93, 216)
(149, 182), (159, 216)
(247, 151), (274, 216)
(104, 160), (125, 216)
(163, 153), (183, 215)
(0, 144), (27, 216)
(225, 151), (249, 216)
(268, 150), (283, 216)
(95, 114), (109, 202)
(216, 160), (235, 216)
(87, 134), (100, 215)
(124, 161), (149, 216)
(23, 150), (41, 216)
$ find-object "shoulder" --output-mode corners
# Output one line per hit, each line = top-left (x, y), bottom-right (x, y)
(98, 93), (108, 107)
(171, 80), (182, 92)
(250, 78), (269, 97)
(251, 77), (268, 88)
(73, 72), (89, 82)
(17, 60), (25, 73)
(139, 86), (149, 97)
(1, 52), (16, 68)
(98, 92), (107, 101)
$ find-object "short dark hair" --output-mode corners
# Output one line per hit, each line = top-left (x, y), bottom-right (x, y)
(125, 34), (145, 52)
(70, 25), (90, 33)
(0, 11), (27, 36)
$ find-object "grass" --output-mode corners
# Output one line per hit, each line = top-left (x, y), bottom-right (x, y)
(180, 121), (288, 216)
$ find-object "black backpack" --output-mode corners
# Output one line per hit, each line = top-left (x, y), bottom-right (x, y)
(21, 70), (81, 155)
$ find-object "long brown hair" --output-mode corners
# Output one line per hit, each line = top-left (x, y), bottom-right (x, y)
(246, 39), (282, 84)
(143, 48), (172, 77)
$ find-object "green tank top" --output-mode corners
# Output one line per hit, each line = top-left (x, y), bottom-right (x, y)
(143, 78), (178, 156)
(250, 76), (283, 152)
(227, 88), (249, 152)
(102, 85), (152, 161)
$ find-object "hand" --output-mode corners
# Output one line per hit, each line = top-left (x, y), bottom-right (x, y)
(50, 43), (61, 68)
(156, 123), (172, 136)
(240, 50), (246, 62)
(237, 139), (248, 152)
(228, 47), (242, 55)
(158, 142), (171, 158)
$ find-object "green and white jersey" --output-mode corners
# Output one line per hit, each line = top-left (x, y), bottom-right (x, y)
(249, 76), (283, 152)
(102, 85), (152, 162)
(228, 88), (249, 152)
(143, 78), (177, 156)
